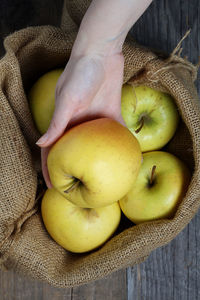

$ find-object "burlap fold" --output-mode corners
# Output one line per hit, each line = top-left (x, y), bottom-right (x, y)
(0, 0), (199, 288)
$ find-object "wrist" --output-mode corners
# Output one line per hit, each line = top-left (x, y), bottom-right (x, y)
(71, 24), (127, 59)
(70, 0), (152, 58)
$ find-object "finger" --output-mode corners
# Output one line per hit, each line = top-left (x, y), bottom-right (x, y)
(36, 99), (73, 147)
(41, 147), (52, 188)
(117, 114), (126, 126)
(100, 100), (126, 126)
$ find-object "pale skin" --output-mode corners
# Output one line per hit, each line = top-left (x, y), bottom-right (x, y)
(36, 0), (153, 187)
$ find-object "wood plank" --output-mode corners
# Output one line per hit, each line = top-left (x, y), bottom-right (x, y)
(127, 211), (200, 300)
(0, 0), (63, 57)
(0, 268), (127, 300)
(130, 0), (200, 92)
(72, 269), (127, 300)
(0, 269), (72, 300)
(187, 211), (200, 300)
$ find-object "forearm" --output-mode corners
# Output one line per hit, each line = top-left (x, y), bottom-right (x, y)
(71, 0), (152, 57)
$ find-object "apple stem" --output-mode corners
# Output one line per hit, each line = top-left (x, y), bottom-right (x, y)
(64, 180), (80, 194)
(135, 117), (144, 134)
(150, 165), (156, 186)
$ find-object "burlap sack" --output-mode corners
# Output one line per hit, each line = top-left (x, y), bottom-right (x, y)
(0, 0), (200, 288)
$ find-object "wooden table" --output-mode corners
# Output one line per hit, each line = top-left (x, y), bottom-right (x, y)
(0, 0), (199, 299)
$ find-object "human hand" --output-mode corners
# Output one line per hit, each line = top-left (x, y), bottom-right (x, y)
(36, 52), (125, 188)
(36, 0), (152, 188)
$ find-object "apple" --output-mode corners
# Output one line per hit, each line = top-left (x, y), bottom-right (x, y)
(29, 68), (64, 134)
(121, 85), (180, 152)
(119, 151), (191, 224)
(41, 188), (121, 253)
(47, 118), (142, 208)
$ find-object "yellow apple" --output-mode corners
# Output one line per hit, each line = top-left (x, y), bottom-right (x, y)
(119, 151), (191, 224)
(41, 188), (121, 253)
(29, 68), (64, 134)
(47, 118), (142, 208)
(121, 85), (179, 152)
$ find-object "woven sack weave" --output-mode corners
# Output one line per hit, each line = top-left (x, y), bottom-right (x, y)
(0, 0), (200, 287)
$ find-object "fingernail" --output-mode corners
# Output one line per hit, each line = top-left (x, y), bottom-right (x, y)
(47, 182), (53, 189)
(36, 134), (48, 145)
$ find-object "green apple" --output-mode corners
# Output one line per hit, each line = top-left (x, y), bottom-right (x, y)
(119, 151), (191, 224)
(47, 118), (142, 208)
(41, 188), (121, 253)
(121, 85), (179, 152)
(29, 68), (64, 134)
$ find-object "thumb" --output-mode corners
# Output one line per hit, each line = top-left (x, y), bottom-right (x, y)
(36, 100), (73, 147)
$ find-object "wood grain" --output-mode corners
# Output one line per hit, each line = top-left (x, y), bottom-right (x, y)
(0, 269), (72, 300)
(71, 270), (127, 300)
(0, 269), (127, 300)
(0, 0), (200, 299)
(127, 210), (200, 300)
(0, 0), (64, 57)
(130, 0), (200, 92)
